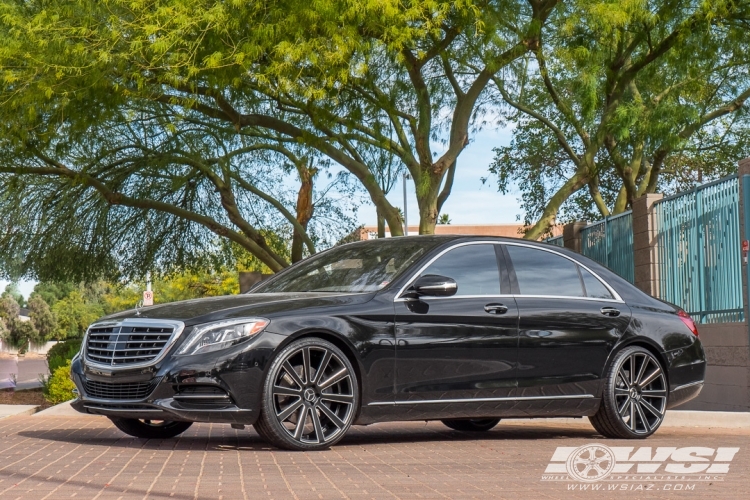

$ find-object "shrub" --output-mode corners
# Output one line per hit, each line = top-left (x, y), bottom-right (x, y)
(47, 338), (83, 373)
(45, 361), (76, 404)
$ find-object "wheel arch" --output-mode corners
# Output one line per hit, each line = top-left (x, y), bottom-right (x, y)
(273, 328), (365, 418)
(601, 337), (670, 394)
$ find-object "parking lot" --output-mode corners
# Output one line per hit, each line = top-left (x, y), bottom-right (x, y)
(0, 416), (747, 499)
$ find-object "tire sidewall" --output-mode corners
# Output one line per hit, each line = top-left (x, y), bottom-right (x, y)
(603, 346), (667, 438)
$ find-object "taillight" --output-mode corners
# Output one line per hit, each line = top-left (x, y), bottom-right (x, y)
(677, 310), (699, 337)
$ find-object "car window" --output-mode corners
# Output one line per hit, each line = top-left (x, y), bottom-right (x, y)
(256, 239), (433, 293)
(580, 267), (614, 299)
(505, 245), (584, 297)
(420, 244), (500, 296)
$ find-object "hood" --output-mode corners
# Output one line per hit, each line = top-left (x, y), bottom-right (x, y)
(99, 292), (373, 326)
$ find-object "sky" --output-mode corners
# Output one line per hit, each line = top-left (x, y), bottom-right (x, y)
(356, 125), (521, 226)
(2, 125), (522, 301)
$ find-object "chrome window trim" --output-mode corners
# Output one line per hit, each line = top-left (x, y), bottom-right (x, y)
(393, 240), (624, 303)
(83, 318), (186, 371)
(368, 394), (595, 406)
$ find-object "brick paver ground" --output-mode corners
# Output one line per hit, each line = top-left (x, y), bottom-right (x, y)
(0, 416), (748, 499)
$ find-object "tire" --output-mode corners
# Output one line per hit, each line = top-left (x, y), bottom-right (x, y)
(590, 346), (668, 439)
(254, 337), (359, 451)
(441, 418), (501, 432)
(109, 417), (192, 439)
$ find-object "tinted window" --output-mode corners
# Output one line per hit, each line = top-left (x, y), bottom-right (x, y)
(580, 267), (614, 299)
(506, 246), (584, 297)
(420, 244), (500, 295)
(257, 239), (434, 293)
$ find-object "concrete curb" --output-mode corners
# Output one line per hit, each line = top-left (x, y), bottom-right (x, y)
(0, 404), (39, 419)
(33, 400), (99, 417)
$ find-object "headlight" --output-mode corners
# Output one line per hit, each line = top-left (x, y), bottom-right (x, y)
(175, 318), (269, 356)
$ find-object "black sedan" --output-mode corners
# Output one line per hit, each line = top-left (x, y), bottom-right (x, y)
(71, 236), (705, 450)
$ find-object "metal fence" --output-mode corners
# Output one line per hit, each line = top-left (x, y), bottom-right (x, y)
(654, 175), (743, 324)
(545, 235), (564, 247)
(580, 211), (635, 283)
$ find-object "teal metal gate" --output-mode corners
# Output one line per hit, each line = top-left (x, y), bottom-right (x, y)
(654, 175), (743, 323)
(580, 211), (635, 283)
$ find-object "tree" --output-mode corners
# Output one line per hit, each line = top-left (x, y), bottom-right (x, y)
(0, 0), (562, 284)
(2, 283), (24, 308)
(490, 0), (750, 237)
(437, 214), (452, 225)
(28, 295), (58, 342)
(51, 291), (104, 339)
(0, 294), (20, 321)
(32, 283), (77, 308)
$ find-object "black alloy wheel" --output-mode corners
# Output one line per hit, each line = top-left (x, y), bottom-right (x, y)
(590, 346), (668, 439)
(441, 418), (501, 432)
(109, 417), (193, 439)
(254, 337), (359, 451)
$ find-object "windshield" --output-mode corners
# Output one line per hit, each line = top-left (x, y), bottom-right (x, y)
(254, 239), (433, 293)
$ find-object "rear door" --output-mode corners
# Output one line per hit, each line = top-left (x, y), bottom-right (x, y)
(502, 244), (631, 399)
(393, 243), (519, 411)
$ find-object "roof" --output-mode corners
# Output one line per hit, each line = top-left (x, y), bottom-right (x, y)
(19, 308), (30, 317)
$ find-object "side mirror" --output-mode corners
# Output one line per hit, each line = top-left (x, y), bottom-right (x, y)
(408, 274), (457, 297)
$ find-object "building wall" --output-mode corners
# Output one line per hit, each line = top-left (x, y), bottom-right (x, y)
(360, 224), (563, 240)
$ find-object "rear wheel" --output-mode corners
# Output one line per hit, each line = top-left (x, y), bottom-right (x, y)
(109, 417), (192, 439)
(590, 346), (668, 439)
(254, 338), (359, 451)
(441, 418), (501, 432)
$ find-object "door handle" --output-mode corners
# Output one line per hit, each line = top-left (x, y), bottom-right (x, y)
(484, 303), (508, 315)
(600, 307), (621, 317)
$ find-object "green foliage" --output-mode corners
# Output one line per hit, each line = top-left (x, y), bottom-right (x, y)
(1, 318), (38, 348)
(51, 290), (104, 339)
(31, 283), (77, 308)
(489, 0), (750, 237)
(46, 338), (83, 374)
(28, 295), (58, 342)
(2, 283), (25, 307)
(43, 361), (77, 405)
(437, 214), (452, 225)
(0, 294), (20, 321)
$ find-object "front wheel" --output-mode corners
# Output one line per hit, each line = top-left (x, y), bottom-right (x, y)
(590, 346), (668, 439)
(254, 337), (359, 451)
(442, 418), (501, 432)
(109, 417), (193, 439)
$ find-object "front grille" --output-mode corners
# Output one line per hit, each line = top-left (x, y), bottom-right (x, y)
(85, 321), (177, 367)
(84, 379), (157, 400)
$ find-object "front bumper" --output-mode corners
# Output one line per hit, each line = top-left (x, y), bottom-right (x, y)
(71, 330), (288, 425)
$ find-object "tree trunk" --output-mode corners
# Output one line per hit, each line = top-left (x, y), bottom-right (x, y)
(376, 207), (386, 238)
(291, 165), (316, 263)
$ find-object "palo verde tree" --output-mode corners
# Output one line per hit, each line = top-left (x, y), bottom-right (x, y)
(0, 0), (562, 248)
(490, 0), (750, 238)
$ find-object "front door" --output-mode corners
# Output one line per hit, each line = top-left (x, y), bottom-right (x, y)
(393, 243), (519, 417)
(503, 244), (632, 401)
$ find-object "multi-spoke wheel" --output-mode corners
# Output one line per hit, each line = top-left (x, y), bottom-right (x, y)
(441, 418), (501, 432)
(109, 417), (192, 439)
(254, 337), (359, 450)
(590, 346), (668, 439)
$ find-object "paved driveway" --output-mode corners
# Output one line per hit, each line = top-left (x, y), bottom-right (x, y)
(0, 417), (747, 499)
